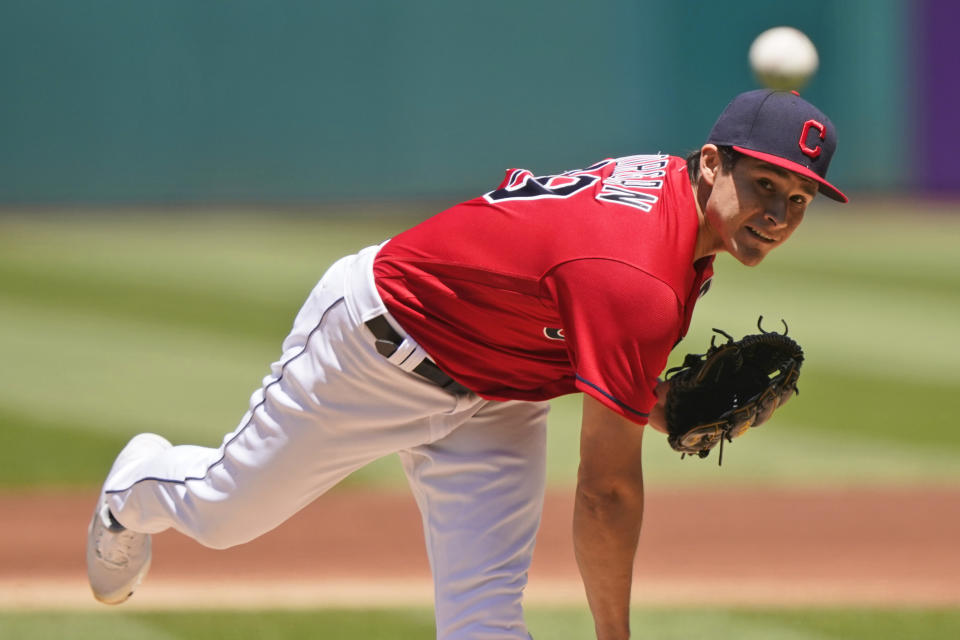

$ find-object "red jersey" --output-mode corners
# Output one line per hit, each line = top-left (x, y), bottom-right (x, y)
(373, 155), (714, 424)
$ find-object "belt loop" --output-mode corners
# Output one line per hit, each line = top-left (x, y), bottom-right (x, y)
(388, 340), (420, 370)
(364, 314), (472, 395)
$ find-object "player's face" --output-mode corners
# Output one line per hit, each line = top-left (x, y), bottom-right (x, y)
(704, 154), (817, 266)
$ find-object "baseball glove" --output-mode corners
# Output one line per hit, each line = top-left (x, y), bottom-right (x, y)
(664, 317), (803, 465)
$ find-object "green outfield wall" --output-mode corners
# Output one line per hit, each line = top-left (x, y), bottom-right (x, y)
(0, 0), (910, 204)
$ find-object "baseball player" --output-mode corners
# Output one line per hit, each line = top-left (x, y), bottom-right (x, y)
(87, 89), (845, 639)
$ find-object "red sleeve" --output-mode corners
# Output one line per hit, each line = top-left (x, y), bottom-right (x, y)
(544, 259), (682, 425)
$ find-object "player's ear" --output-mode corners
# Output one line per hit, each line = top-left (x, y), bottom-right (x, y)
(699, 144), (721, 186)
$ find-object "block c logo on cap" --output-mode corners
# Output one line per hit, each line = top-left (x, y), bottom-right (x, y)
(799, 119), (826, 159)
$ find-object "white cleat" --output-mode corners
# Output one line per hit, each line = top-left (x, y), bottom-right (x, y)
(86, 433), (172, 604)
(86, 500), (152, 604)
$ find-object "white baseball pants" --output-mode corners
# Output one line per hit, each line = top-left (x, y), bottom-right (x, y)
(103, 243), (549, 639)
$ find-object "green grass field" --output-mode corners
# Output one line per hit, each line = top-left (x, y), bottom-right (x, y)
(1, 202), (958, 638)
(0, 607), (958, 639)
(1, 201), (957, 489)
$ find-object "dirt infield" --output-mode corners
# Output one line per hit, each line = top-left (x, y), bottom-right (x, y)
(2, 486), (959, 609)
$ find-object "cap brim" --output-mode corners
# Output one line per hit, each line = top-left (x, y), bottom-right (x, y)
(733, 146), (848, 203)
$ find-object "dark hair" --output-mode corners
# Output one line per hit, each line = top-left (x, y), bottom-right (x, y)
(685, 145), (741, 183)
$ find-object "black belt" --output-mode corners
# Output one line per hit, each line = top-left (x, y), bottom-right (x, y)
(364, 315), (472, 395)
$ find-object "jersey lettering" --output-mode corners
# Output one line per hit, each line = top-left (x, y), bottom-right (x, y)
(484, 170), (599, 202)
(597, 155), (669, 212)
(482, 155), (673, 213)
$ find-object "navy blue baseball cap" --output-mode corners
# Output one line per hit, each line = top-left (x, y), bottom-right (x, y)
(707, 89), (847, 203)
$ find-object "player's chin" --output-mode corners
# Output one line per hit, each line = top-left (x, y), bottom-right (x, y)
(729, 242), (769, 266)
(730, 234), (777, 266)
(736, 252), (767, 267)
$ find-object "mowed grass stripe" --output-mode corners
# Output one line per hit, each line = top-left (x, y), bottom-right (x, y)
(546, 395), (960, 488)
(0, 407), (128, 488)
(685, 263), (959, 384)
(786, 365), (955, 447)
(0, 259), (300, 342)
(0, 608), (957, 640)
(0, 299), (274, 443)
(0, 215), (400, 342)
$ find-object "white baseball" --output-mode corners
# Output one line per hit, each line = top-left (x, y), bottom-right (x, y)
(749, 26), (819, 91)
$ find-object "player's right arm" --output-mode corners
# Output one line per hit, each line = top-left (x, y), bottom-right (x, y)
(574, 394), (647, 640)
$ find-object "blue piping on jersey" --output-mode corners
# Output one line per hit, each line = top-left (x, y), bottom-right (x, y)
(575, 375), (649, 417)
